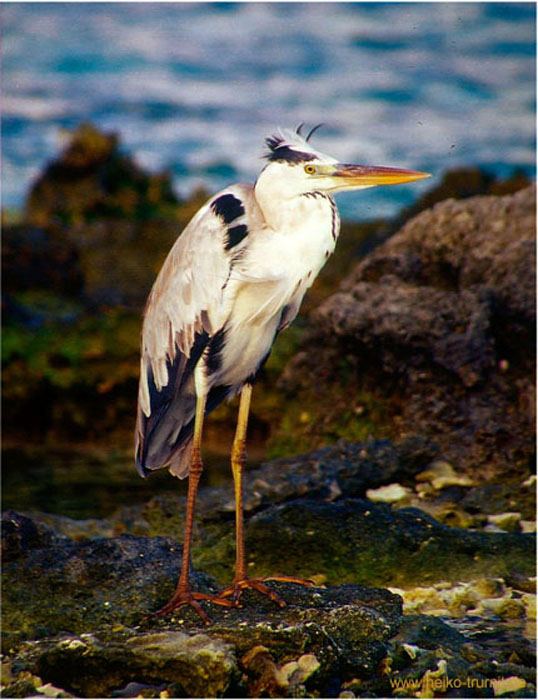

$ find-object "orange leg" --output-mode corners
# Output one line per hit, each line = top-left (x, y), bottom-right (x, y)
(219, 384), (313, 607)
(152, 383), (233, 624)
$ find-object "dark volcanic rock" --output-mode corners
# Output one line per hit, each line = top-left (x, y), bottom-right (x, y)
(68, 438), (534, 589)
(239, 499), (535, 588)
(282, 186), (536, 479)
(2, 501), (535, 697)
(3, 513), (535, 699)
(1, 511), (216, 642)
(195, 436), (439, 519)
(2, 510), (68, 562)
(3, 123), (188, 309)
(110, 473), (535, 592)
(1, 509), (405, 697)
(391, 166), (532, 234)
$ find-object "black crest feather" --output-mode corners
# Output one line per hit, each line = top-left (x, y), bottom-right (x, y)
(264, 125), (322, 164)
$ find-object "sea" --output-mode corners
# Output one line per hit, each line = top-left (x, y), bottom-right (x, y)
(2, 1), (536, 221)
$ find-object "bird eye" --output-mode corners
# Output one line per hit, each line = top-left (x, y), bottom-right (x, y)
(304, 164), (316, 175)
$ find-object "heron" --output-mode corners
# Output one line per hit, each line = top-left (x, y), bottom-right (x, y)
(135, 125), (429, 624)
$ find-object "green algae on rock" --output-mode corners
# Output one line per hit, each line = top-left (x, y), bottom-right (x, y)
(1, 511), (219, 643)
(1, 515), (404, 698)
(238, 499), (535, 588)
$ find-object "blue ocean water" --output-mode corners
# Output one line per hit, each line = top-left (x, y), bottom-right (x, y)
(2, 2), (536, 220)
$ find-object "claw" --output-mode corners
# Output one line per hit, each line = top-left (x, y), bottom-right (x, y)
(146, 588), (235, 625)
(220, 575), (314, 607)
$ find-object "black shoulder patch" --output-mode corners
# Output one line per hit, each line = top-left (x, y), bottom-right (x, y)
(211, 193), (245, 224)
(225, 224), (248, 250)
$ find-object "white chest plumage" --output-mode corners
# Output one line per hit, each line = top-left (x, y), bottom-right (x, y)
(207, 191), (339, 391)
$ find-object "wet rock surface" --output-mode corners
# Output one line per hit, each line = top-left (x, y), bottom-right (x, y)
(2, 511), (214, 640)
(101, 439), (535, 590)
(130, 437), (440, 534)
(2, 509), (404, 697)
(2, 447), (535, 698)
(240, 499), (534, 588)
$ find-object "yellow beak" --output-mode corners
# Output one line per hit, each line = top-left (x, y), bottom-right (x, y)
(333, 163), (431, 187)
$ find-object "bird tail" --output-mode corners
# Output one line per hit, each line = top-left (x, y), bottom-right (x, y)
(135, 377), (197, 479)
(135, 328), (211, 479)
(135, 353), (233, 480)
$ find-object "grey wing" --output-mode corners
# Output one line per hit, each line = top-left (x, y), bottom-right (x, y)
(135, 185), (253, 478)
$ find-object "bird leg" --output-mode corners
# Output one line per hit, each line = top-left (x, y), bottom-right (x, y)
(152, 390), (234, 625)
(219, 384), (313, 607)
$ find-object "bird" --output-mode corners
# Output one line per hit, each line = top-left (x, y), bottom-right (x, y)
(135, 124), (430, 624)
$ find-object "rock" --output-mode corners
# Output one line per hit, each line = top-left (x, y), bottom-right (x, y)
(1, 511), (217, 643)
(2, 510), (68, 562)
(18, 512), (117, 541)
(280, 186), (536, 480)
(6, 630), (237, 698)
(345, 614), (491, 698)
(389, 577), (537, 638)
(231, 499), (534, 589)
(3, 123), (198, 312)
(459, 482), (536, 522)
(365, 483), (412, 504)
(487, 512), (522, 532)
(490, 676), (527, 697)
(236, 436), (439, 514)
(3, 506), (536, 697)
(391, 166), (532, 234)
(25, 122), (179, 226)
(118, 436), (439, 540)
(394, 614), (466, 652)
(100, 440), (534, 592)
(52, 437), (533, 592)
(1, 515), (403, 698)
(415, 461), (475, 491)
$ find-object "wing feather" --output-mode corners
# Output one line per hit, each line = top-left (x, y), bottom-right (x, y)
(135, 184), (254, 476)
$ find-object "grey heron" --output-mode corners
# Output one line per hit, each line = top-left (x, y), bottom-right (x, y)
(135, 125), (429, 623)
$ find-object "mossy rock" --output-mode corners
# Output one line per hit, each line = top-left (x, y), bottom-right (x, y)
(25, 123), (179, 226)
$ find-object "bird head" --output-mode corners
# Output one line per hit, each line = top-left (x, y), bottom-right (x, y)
(256, 125), (430, 200)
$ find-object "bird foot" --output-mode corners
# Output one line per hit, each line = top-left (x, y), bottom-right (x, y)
(147, 587), (234, 625)
(219, 574), (314, 607)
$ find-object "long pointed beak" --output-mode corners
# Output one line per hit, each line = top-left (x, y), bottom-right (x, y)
(332, 163), (431, 187)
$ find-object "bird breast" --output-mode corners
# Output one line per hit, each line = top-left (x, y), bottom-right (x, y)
(205, 191), (339, 391)
(241, 191), (338, 289)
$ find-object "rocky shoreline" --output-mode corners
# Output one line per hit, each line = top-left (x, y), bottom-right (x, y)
(2, 432), (536, 697)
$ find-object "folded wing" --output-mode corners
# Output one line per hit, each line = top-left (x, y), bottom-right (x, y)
(135, 185), (252, 478)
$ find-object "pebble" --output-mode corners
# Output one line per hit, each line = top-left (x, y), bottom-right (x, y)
(487, 512), (522, 532)
(389, 578), (535, 627)
(366, 483), (412, 503)
(415, 461), (474, 490)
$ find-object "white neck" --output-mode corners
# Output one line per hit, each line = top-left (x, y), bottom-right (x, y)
(254, 171), (337, 234)
(255, 185), (340, 270)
